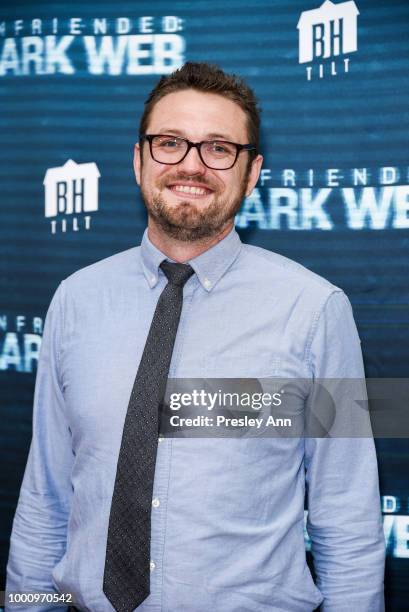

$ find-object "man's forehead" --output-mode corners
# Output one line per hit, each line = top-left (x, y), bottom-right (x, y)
(146, 89), (248, 142)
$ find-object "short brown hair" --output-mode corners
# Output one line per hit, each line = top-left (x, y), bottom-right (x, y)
(139, 62), (261, 153)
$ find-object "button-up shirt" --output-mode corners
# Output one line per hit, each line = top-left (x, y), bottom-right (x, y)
(6, 227), (385, 612)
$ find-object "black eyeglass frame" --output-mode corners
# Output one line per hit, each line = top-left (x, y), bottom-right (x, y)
(139, 133), (257, 170)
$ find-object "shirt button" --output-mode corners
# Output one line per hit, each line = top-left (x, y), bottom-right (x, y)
(151, 275), (156, 284)
(150, 560), (156, 571)
(152, 498), (160, 508)
(204, 278), (212, 289)
(158, 433), (165, 443)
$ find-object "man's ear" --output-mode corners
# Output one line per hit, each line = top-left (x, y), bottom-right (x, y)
(133, 143), (141, 186)
(245, 154), (263, 197)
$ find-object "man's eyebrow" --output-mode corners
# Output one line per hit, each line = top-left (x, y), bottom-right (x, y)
(206, 132), (236, 142)
(155, 128), (236, 142)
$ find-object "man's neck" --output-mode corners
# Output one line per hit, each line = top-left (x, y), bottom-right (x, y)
(147, 220), (234, 263)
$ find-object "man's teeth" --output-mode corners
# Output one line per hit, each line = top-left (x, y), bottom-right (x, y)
(172, 185), (208, 195)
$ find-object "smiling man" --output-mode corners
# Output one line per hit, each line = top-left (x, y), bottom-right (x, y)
(6, 62), (385, 612)
(134, 88), (259, 245)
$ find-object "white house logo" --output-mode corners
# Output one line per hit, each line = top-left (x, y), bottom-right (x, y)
(297, 0), (359, 81)
(43, 159), (100, 234)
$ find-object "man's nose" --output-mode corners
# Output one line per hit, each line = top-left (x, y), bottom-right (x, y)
(177, 145), (206, 174)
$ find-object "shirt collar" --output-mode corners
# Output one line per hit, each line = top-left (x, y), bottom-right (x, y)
(140, 226), (242, 292)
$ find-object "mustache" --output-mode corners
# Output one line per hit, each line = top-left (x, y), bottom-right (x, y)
(159, 173), (218, 191)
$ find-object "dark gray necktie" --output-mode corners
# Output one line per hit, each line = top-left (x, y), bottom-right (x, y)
(103, 260), (195, 612)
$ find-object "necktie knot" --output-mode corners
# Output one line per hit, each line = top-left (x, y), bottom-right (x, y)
(160, 260), (195, 287)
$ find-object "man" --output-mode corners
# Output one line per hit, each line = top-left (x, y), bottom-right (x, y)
(6, 62), (385, 611)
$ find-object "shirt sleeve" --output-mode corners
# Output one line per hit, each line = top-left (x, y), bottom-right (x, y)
(5, 281), (74, 612)
(304, 290), (385, 612)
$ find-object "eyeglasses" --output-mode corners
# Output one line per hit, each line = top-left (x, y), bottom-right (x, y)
(139, 134), (256, 170)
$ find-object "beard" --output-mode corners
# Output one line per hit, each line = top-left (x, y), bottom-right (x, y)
(140, 170), (249, 242)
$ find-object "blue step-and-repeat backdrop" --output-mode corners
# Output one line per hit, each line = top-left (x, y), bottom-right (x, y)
(1, 0), (409, 609)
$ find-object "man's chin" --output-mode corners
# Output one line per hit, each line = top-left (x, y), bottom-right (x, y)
(164, 208), (204, 228)
(152, 215), (218, 241)
(146, 198), (214, 240)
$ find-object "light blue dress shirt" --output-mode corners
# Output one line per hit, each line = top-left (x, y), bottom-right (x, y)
(6, 226), (385, 612)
